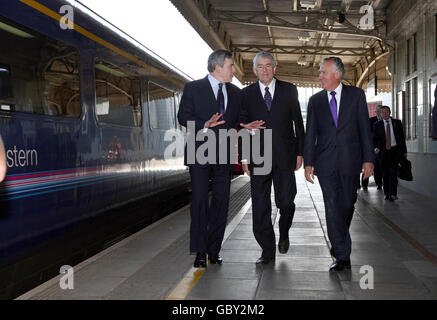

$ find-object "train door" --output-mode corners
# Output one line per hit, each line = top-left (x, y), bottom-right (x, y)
(93, 58), (145, 203)
(0, 16), (83, 260)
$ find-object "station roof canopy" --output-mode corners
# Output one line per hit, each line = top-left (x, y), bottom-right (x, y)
(171, 0), (392, 87)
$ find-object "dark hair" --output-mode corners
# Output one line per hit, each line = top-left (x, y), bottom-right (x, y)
(381, 105), (391, 113)
(207, 50), (233, 73)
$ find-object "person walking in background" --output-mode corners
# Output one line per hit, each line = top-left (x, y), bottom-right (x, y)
(177, 50), (242, 268)
(373, 106), (407, 201)
(432, 86), (437, 139)
(361, 104), (383, 190)
(304, 57), (374, 272)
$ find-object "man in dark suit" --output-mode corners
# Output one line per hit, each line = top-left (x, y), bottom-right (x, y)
(361, 105), (383, 190)
(373, 106), (407, 201)
(177, 50), (242, 268)
(432, 86), (437, 139)
(304, 57), (374, 272)
(239, 51), (305, 264)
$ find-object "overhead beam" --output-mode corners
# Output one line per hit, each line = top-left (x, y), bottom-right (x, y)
(209, 10), (386, 41)
(231, 44), (373, 57)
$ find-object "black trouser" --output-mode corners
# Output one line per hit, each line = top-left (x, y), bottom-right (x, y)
(189, 164), (232, 255)
(318, 171), (360, 261)
(382, 146), (402, 197)
(361, 159), (382, 188)
(250, 168), (297, 258)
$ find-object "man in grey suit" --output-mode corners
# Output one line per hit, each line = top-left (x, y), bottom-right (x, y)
(304, 57), (374, 271)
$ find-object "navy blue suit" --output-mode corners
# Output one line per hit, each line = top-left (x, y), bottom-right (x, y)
(432, 86), (437, 139)
(240, 79), (305, 258)
(373, 118), (407, 197)
(178, 76), (242, 255)
(304, 84), (374, 261)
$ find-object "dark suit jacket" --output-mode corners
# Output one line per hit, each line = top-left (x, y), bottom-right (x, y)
(432, 86), (437, 139)
(373, 118), (407, 156)
(304, 84), (374, 176)
(369, 116), (379, 130)
(177, 76), (242, 166)
(239, 78), (305, 170)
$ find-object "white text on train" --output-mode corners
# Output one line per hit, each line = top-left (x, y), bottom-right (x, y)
(6, 146), (38, 168)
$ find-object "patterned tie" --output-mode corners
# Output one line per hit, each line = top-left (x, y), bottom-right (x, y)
(264, 87), (272, 111)
(330, 91), (338, 127)
(217, 83), (225, 115)
(385, 120), (392, 150)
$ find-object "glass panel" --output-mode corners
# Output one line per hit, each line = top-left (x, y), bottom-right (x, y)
(0, 17), (80, 116)
(148, 82), (175, 130)
(94, 60), (142, 127)
(412, 78), (418, 139)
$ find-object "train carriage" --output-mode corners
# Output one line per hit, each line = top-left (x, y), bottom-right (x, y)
(0, 0), (191, 298)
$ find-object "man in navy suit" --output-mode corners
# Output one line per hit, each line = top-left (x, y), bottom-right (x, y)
(361, 105), (383, 190)
(373, 106), (407, 201)
(304, 57), (374, 271)
(432, 86), (437, 139)
(239, 51), (305, 264)
(177, 50), (242, 268)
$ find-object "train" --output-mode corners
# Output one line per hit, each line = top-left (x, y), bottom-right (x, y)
(0, 0), (193, 298)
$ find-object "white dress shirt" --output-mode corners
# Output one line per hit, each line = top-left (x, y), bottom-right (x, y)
(384, 118), (398, 147)
(326, 82), (343, 115)
(203, 74), (228, 132)
(258, 78), (276, 100)
(208, 74), (228, 110)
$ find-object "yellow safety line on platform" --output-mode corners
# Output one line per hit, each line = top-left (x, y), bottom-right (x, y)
(19, 0), (184, 88)
(166, 187), (252, 300)
(166, 267), (206, 300)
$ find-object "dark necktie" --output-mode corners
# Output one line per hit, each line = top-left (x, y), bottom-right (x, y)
(329, 91), (338, 127)
(264, 87), (272, 111)
(386, 121), (392, 150)
(217, 83), (225, 115)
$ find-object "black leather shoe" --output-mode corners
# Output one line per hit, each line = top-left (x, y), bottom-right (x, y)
(388, 195), (395, 202)
(278, 238), (290, 254)
(377, 186), (382, 190)
(330, 247), (335, 257)
(194, 253), (207, 268)
(329, 259), (351, 272)
(209, 253), (223, 265)
(255, 256), (275, 265)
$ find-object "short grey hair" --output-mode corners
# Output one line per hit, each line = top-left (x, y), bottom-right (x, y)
(321, 57), (345, 80)
(375, 104), (383, 111)
(253, 51), (276, 68)
(207, 50), (233, 73)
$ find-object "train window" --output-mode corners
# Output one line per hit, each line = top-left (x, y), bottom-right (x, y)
(148, 82), (175, 130)
(0, 18), (80, 117)
(94, 59), (142, 127)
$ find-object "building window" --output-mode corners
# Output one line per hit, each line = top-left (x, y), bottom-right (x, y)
(412, 33), (417, 73)
(0, 17), (80, 117)
(94, 59), (142, 127)
(407, 38), (411, 76)
(405, 81), (411, 139)
(411, 77), (418, 139)
(148, 82), (175, 130)
(435, 15), (437, 59)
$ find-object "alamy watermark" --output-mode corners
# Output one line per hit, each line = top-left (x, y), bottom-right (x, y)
(59, 5), (74, 30)
(59, 265), (74, 290)
(164, 121), (272, 175)
(359, 265), (374, 290)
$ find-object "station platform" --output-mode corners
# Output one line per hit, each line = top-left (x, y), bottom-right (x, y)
(17, 171), (437, 300)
